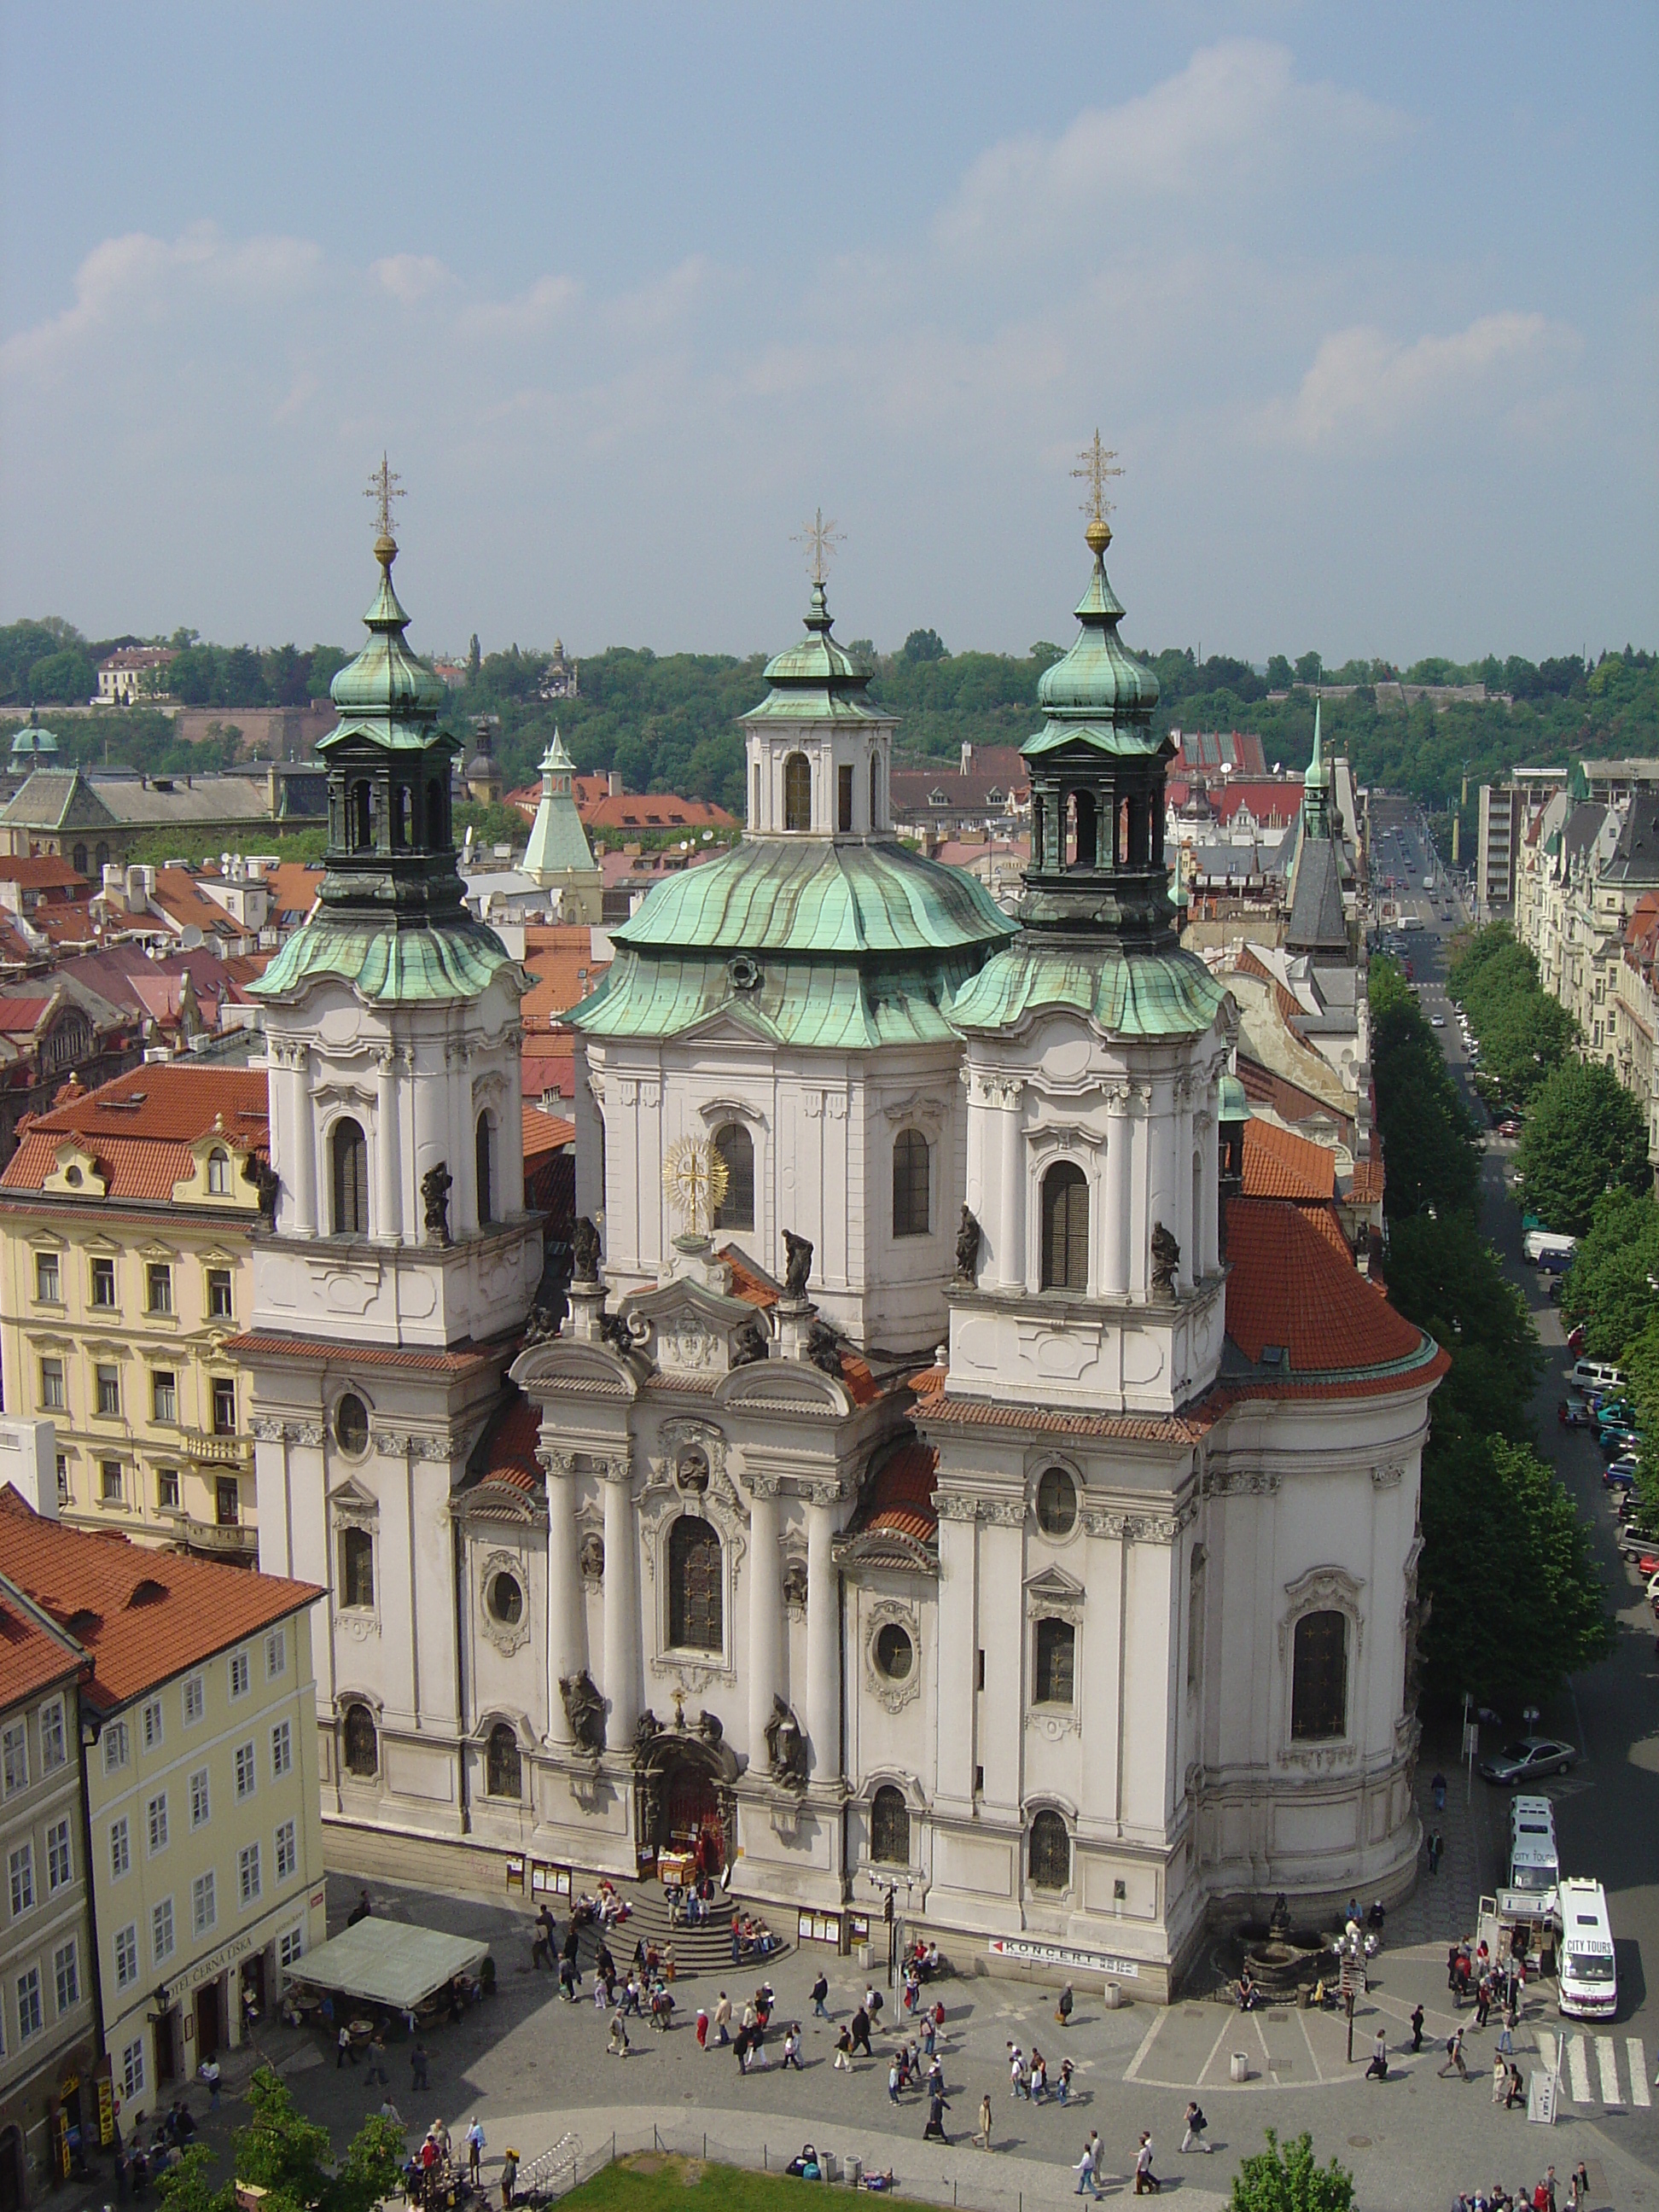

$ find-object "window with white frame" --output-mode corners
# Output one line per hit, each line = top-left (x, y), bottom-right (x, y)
(277, 1924), (304, 1971)
(108, 1819), (129, 1879)
(16, 1967), (41, 2042)
(38, 1359), (64, 1412)
(2, 1721), (27, 1796)
(53, 1940), (78, 2015)
(151, 1897), (173, 1963)
(114, 1924), (138, 1990)
(274, 1819), (296, 1883)
(142, 1698), (163, 1752)
(229, 1650), (250, 1700)
(151, 1371), (177, 1424)
(9, 1843), (33, 1916)
(96, 1365), (120, 1418)
(183, 1675), (205, 1726)
(102, 1721), (129, 1774)
(121, 2038), (144, 2100)
(237, 1843), (260, 1906)
(189, 1768), (209, 1828)
(265, 1627), (286, 1681)
(38, 1701), (65, 1774)
(146, 1793), (168, 1854)
(271, 1720), (292, 1778)
(146, 1263), (172, 1316)
(234, 1742), (256, 1800)
(34, 1252), (61, 1303)
(44, 1820), (71, 1894)
(191, 1871), (215, 1935)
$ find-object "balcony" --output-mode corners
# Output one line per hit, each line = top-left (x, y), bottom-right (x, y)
(183, 1516), (259, 1562)
(180, 1429), (253, 1468)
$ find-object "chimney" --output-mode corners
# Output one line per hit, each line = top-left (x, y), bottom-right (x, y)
(960, 741), (973, 775)
(608, 771), (623, 798)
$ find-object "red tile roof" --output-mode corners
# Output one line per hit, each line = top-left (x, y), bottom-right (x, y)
(1223, 1197), (1424, 1372)
(0, 998), (53, 1035)
(0, 859), (89, 892)
(856, 1441), (938, 1544)
(0, 1586), (88, 1714)
(1242, 1119), (1336, 1200)
(582, 794), (736, 833)
(717, 1248), (780, 1309)
(0, 1488), (319, 1712)
(523, 1105), (574, 1161)
(224, 1333), (509, 1378)
(464, 1393), (542, 1495)
(1346, 1157), (1385, 1206)
(2, 1065), (269, 1202)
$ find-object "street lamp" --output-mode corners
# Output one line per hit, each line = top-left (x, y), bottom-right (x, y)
(864, 1867), (917, 1991)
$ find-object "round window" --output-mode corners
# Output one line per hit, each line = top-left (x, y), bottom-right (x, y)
(334, 1394), (370, 1456)
(488, 1572), (524, 1627)
(1035, 1465), (1077, 1537)
(875, 1622), (913, 1681)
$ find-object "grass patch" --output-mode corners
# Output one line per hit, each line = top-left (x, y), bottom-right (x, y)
(557, 2154), (906, 2210)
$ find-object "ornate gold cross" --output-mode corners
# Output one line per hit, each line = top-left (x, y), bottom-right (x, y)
(1072, 432), (1123, 526)
(793, 506), (844, 585)
(662, 1135), (729, 1237)
(366, 451), (405, 540)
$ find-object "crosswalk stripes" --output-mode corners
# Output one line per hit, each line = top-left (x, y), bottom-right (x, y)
(1557, 2032), (1649, 2109)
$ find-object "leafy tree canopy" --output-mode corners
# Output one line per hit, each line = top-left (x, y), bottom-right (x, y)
(1229, 2130), (1353, 2212)
(156, 2069), (404, 2212)
(1561, 1188), (1659, 1359)
(901, 626), (947, 663)
(1516, 1058), (1650, 1234)
(1368, 959), (1480, 1218)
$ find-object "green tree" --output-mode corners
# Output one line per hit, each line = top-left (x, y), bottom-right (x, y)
(1368, 960), (1480, 1218)
(901, 627), (946, 663)
(468, 632), (481, 681)
(457, 800), (533, 850)
(1384, 1214), (1540, 1442)
(1229, 2129), (1353, 2212)
(26, 647), (96, 703)
(1561, 1188), (1659, 1357)
(1294, 652), (1323, 685)
(1516, 1059), (1650, 1233)
(1266, 654), (1294, 690)
(157, 2068), (405, 2212)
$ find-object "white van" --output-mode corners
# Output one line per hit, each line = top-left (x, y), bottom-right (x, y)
(1511, 1795), (1556, 1856)
(1557, 1877), (1617, 2019)
(1524, 1231), (1577, 1266)
(1569, 1359), (1626, 1396)
(1509, 1837), (1560, 1898)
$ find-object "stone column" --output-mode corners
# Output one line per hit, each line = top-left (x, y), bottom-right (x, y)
(1128, 1086), (1153, 1296)
(999, 1080), (1025, 1290)
(1175, 1078), (1195, 1289)
(747, 1478), (781, 1767)
(375, 1050), (402, 1245)
(289, 1047), (317, 1237)
(601, 1460), (640, 1748)
(1103, 1089), (1132, 1298)
(934, 1495), (979, 1811)
(1196, 1109), (1218, 1277)
(805, 1487), (841, 1780)
(543, 1452), (585, 1746)
(451, 1045), (477, 1239)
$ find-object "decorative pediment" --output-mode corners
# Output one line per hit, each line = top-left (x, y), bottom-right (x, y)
(625, 1275), (767, 1382)
(456, 1481), (547, 1529)
(43, 1142), (105, 1199)
(882, 1088), (947, 1133)
(510, 1336), (642, 1400)
(172, 1127), (260, 1209)
(1023, 1563), (1086, 1621)
(715, 1359), (851, 1417)
(329, 1476), (379, 1524)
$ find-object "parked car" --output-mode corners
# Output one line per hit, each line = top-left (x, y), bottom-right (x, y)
(1497, 1117), (1522, 1138)
(1559, 1398), (1592, 1429)
(1480, 1736), (1577, 1785)
(1566, 1324), (1586, 1354)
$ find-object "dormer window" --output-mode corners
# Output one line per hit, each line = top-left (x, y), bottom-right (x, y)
(206, 1149), (231, 1196)
(783, 754), (812, 833)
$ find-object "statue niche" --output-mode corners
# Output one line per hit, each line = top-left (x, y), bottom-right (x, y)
(560, 1668), (605, 1754)
(765, 1695), (807, 1789)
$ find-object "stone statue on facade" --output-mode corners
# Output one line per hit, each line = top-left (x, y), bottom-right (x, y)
(242, 1151), (280, 1223)
(559, 1668), (605, 1753)
(696, 1708), (723, 1746)
(782, 1229), (814, 1303)
(781, 1558), (808, 1610)
(1150, 1219), (1180, 1301)
(521, 1303), (559, 1348)
(579, 1531), (605, 1581)
(422, 1161), (453, 1246)
(806, 1320), (843, 1377)
(731, 1315), (768, 1367)
(955, 1204), (981, 1284)
(572, 1215), (602, 1283)
(765, 1695), (807, 1788)
(632, 1708), (659, 1760)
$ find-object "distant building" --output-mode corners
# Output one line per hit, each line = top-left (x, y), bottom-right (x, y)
(0, 765), (325, 876)
(520, 732), (602, 923)
(536, 638), (579, 701)
(1169, 730), (1268, 776)
(96, 649), (177, 707)
(461, 718), (503, 806)
(1475, 768), (1567, 922)
(888, 742), (1028, 841)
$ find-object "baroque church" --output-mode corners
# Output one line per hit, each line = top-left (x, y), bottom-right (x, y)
(242, 493), (1445, 2000)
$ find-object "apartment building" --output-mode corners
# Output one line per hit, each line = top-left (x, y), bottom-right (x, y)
(0, 1569), (96, 2207)
(1475, 768), (1567, 923)
(0, 1492), (324, 2121)
(0, 1067), (268, 1556)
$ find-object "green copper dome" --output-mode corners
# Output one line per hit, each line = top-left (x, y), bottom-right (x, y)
(949, 938), (1225, 1040)
(741, 579), (889, 729)
(1026, 527), (1160, 759)
(323, 534), (449, 748)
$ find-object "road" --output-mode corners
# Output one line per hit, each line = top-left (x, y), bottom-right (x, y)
(1406, 868), (1659, 2174)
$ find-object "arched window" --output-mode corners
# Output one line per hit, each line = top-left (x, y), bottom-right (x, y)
(1291, 1610), (1348, 1740)
(426, 778), (447, 848)
(331, 1118), (368, 1237)
(486, 1723), (522, 1800)
(1072, 789), (1097, 870)
(72, 844), (87, 876)
(713, 1123), (754, 1232)
(393, 784), (413, 849)
(1040, 1162), (1089, 1292)
(1034, 1617), (1075, 1706)
(869, 751), (880, 829)
(892, 1128), (929, 1238)
(475, 1112), (496, 1226)
(783, 753), (812, 832)
(870, 1784), (910, 1866)
(342, 1703), (378, 1778)
(206, 1148), (231, 1196)
(838, 762), (854, 833)
(1036, 1466), (1077, 1536)
(339, 1526), (374, 1610)
(347, 781), (371, 852)
(95, 842), (110, 872)
(1028, 1808), (1070, 1890)
(667, 1516), (722, 1651)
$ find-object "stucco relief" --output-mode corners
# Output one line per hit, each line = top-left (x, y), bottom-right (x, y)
(1278, 1564), (1367, 1662)
(476, 1546), (533, 1657)
(864, 1598), (923, 1715)
(1371, 1462), (1406, 1489)
(1202, 1468), (1282, 1497)
(933, 1492), (981, 1522)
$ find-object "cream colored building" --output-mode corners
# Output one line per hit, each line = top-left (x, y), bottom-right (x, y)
(0, 1490), (325, 2113)
(0, 1066), (269, 1557)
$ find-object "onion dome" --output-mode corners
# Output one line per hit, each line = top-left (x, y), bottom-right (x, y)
(1033, 517), (1161, 730)
(326, 533), (449, 734)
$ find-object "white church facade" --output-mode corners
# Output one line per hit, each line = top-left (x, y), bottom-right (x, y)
(242, 502), (1443, 2000)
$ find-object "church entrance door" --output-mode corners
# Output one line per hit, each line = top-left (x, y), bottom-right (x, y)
(665, 1765), (724, 1873)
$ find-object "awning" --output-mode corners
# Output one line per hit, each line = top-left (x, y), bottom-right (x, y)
(285, 1920), (489, 2011)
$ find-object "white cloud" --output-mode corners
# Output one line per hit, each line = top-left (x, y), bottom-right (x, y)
(456, 272), (581, 341)
(938, 39), (1409, 259)
(371, 253), (451, 306)
(1265, 312), (1581, 450)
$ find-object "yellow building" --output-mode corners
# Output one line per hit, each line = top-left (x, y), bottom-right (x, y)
(0, 1065), (270, 1557)
(0, 1489), (326, 2104)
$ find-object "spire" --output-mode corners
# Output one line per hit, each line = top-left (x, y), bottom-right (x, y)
(1301, 699), (1330, 840)
(522, 725), (600, 890)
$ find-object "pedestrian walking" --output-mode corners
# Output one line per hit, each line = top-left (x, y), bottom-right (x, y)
(466, 2122), (485, 2185)
(1505, 2063), (1526, 2110)
(1031, 2051), (1048, 2102)
(1074, 2139), (1099, 2197)
(1493, 2052), (1508, 2103)
(1438, 2028), (1468, 2079)
(834, 2026), (853, 2071)
(1366, 2028), (1388, 2081)
(379, 2098), (406, 2133)
(499, 2151), (518, 2212)
(975, 2096), (993, 2151)
(1007, 2043), (1027, 2098)
(811, 1970), (830, 2017)
(531, 1904), (555, 1970)
(201, 2058), (221, 2108)
(1180, 2102), (1210, 2153)
(1432, 1770), (1447, 1810)
(338, 2025), (357, 2069)
(1134, 2131), (1161, 2194)
(1056, 1982), (1074, 2028)
(1058, 2056), (1074, 2106)
(695, 2005), (709, 2049)
(713, 1991), (732, 2046)
(1499, 2013), (1515, 2057)
(851, 2006), (874, 2058)
(1410, 2004), (1425, 2052)
(749, 2021), (769, 2068)
(607, 2011), (630, 2058)
(782, 2023), (803, 2069)
(923, 2089), (949, 2143)
(888, 2060), (901, 2104)
(410, 2043), (429, 2092)
(1545, 2163), (1558, 2212)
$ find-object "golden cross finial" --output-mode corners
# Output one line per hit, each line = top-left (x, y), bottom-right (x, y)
(662, 1135), (729, 1238)
(793, 507), (844, 586)
(366, 451), (405, 542)
(1072, 431), (1123, 527)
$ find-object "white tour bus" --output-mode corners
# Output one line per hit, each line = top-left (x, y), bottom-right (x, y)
(1557, 1877), (1617, 2019)
(1509, 1796), (1559, 1896)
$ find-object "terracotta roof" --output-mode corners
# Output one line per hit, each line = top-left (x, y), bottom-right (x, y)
(151, 870), (243, 939)
(0, 859), (89, 892)
(0, 1487), (320, 1712)
(463, 1392), (542, 1495)
(583, 795), (736, 832)
(30, 906), (100, 948)
(521, 930), (610, 1030)
(716, 1248), (780, 1309)
(260, 863), (324, 926)
(1242, 1118), (1336, 1200)
(2, 1064), (269, 1202)
(224, 1332), (509, 1378)
(1237, 1055), (1353, 1141)
(855, 1440), (938, 1544)
(523, 1104), (574, 1161)
(1346, 1157), (1385, 1206)
(1214, 779), (1304, 829)
(1223, 1197), (1424, 1372)
(0, 1587), (88, 1713)
(0, 998), (53, 1034)
(522, 1039), (577, 1106)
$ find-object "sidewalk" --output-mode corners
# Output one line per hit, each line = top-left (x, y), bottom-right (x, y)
(1387, 1722), (1494, 1953)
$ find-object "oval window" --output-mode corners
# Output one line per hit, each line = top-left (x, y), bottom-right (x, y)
(335, 1394), (370, 1456)
(488, 1572), (524, 1627)
(1036, 1466), (1077, 1536)
(875, 1622), (913, 1681)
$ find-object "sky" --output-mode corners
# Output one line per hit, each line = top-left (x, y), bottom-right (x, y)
(2, 3), (1656, 667)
